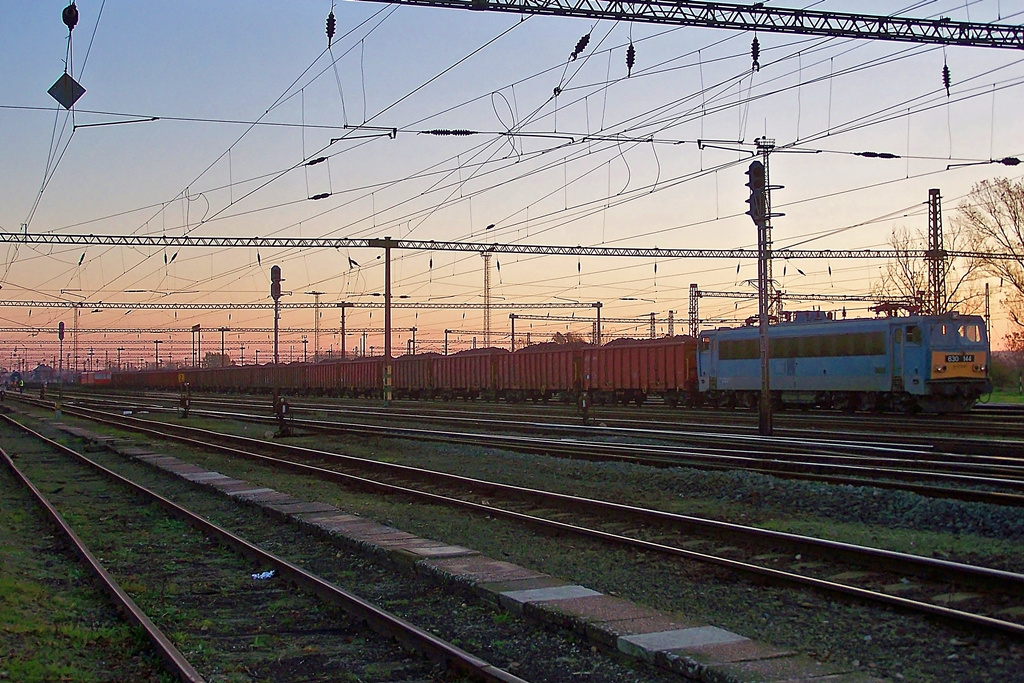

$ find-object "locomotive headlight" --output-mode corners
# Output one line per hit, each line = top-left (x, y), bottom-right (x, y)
(934, 365), (947, 373)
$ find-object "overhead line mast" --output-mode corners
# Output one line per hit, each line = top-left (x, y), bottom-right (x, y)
(353, 0), (1024, 50)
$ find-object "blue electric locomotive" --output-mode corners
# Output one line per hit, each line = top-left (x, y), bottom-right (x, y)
(697, 311), (990, 413)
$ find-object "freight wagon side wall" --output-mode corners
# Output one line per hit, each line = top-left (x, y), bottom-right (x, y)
(394, 355), (437, 393)
(584, 337), (696, 394)
(341, 358), (383, 394)
(510, 346), (581, 395)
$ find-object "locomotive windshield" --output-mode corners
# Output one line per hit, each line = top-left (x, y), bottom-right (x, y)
(929, 321), (986, 346)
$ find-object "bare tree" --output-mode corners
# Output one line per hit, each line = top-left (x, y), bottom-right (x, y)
(871, 221), (980, 315)
(956, 178), (1024, 329)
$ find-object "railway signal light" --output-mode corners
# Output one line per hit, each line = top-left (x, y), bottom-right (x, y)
(745, 160), (766, 224)
(270, 265), (282, 301)
(58, 321), (65, 341)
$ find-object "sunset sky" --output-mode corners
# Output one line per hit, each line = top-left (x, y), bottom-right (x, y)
(2, 1), (1023, 370)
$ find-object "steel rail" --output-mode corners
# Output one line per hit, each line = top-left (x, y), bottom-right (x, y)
(158, 406), (1024, 491)
(0, 439), (206, 683)
(110, 391), (1024, 476)
(48, 393), (1024, 506)
(45, 404), (1024, 638)
(0, 413), (529, 683)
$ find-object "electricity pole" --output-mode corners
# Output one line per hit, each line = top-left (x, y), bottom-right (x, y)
(368, 237), (394, 405)
(305, 290), (324, 361)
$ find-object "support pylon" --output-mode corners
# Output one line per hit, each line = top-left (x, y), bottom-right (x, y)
(927, 189), (946, 315)
(689, 283), (699, 338)
(482, 252), (492, 347)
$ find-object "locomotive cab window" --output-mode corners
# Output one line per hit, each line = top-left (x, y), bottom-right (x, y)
(958, 324), (982, 343)
(906, 325), (921, 344)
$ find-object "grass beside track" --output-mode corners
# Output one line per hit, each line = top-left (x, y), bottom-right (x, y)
(986, 389), (1024, 404)
(0, 458), (171, 682)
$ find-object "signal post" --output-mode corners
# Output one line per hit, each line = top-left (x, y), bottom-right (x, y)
(746, 138), (782, 436)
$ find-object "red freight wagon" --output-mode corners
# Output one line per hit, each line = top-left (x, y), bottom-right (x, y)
(504, 342), (587, 402)
(306, 359), (336, 395)
(321, 360), (350, 395)
(583, 336), (697, 406)
(337, 357), (383, 397)
(394, 353), (439, 398)
(273, 362), (306, 393)
(436, 348), (506, 400)
(81, 371), (112, 386)
(249, 363), (279, 393)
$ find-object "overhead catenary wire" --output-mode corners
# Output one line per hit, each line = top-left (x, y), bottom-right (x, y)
(5, 2), (1022, 331)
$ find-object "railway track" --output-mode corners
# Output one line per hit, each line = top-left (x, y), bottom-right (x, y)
(0, 412), (538, 683)
(59, 387), (1024, 450)
(52, 393), (1024, 507)
(25, 399), (1024, 643)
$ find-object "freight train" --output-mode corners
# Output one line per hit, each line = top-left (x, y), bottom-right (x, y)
(110, 311), (991, 413)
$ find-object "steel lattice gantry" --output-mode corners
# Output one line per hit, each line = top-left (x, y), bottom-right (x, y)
(355, 0), (1024, 49)
(0, 299), (594, 311)
(0, 232), (1015, 261)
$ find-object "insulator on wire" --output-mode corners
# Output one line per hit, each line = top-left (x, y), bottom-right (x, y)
(751, 37), (760, 72)
(998, 157), (1021, 166)
(423, 129), (475, 136)
(942, 63), (951, 96)
(326, 11), (336, 47)
(62, 3), (79, 31)
(309, 192), (331, 200)
(306, 156), (327, 166)
(570, 33), (590, 61)
(626, 42), (636, 76)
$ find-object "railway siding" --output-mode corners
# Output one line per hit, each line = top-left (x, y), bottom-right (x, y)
(56, 422), (881, 683)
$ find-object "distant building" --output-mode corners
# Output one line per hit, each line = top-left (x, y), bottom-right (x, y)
(32, 364), (56, 383)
